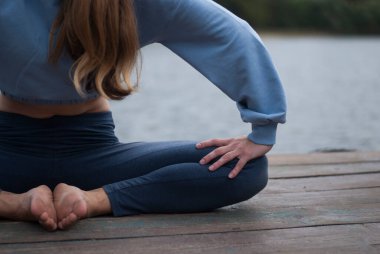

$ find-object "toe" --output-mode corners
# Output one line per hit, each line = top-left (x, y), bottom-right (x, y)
(38, 212), (49, 223)
(59, 213), (78, 230)
(58, 221), (63, 230)
(39, 216), (57, 231)
(44, 219), (57, 231)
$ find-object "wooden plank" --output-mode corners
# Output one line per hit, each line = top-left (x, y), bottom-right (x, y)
(0, 224), (377, 254)
(243, 188), (380, 209)
(269, 162), (380, 179)
(363, 223), (380, 245)
(268, 151), (380, 166)
(1, 202), (379, 244)
(263, 173), (380, 193)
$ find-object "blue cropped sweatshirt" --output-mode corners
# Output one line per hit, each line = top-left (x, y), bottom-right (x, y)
(0, 0), (286, 145)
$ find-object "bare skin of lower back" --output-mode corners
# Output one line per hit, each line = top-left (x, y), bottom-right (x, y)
(0, 94), (110, 118)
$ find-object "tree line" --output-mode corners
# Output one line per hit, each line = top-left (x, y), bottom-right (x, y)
(215, 0), (380, 34)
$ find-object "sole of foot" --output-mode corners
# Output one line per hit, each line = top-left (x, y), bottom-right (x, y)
(25, 185), (57, 231)
(53, 183), (88, 230)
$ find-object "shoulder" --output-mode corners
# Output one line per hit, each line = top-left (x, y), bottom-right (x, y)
(133, 0), (180, 45)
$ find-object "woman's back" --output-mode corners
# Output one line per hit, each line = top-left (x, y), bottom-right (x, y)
(0, 94), (110, 118)
(0, 1), (286, 146)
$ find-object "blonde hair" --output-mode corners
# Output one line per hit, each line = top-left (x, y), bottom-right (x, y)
(49, 0), (140, 100)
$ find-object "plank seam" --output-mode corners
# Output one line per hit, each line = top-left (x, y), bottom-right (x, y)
(269, 171), (380, 179)
(264, 185), (380, 194)
(269, 160), (380, 167)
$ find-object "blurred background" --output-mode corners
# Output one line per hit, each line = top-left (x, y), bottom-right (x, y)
(110, 0), (380, 154)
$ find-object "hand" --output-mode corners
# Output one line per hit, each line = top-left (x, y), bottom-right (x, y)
(196, 136), (272, 179)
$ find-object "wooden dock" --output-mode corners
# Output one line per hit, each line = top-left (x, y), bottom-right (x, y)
(1, 152), (379, 253)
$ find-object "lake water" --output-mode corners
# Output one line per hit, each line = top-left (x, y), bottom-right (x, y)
(110, 35), (380, 154)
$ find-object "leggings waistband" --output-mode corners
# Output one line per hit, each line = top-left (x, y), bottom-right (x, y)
(0, 111), (114, 126)
(0, 111), (119, 157)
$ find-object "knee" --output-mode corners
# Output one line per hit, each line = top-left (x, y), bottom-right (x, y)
(229, 156), (268, 202)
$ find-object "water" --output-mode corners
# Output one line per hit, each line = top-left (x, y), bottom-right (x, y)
(110, 35), (380, 154)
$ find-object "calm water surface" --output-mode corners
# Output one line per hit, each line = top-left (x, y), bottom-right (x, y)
(110, 36), (380, 154)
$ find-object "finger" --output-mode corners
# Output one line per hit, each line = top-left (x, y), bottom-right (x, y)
(209, 151), (239, 171)
(196, 138), (232, 149)
(228, 158), (248, 179)
(200, 146), (231, 165)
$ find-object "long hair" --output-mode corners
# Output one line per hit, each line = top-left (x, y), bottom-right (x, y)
(49, 0), (140, 100)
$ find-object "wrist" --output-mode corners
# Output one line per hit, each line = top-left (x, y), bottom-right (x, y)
(247, 123), (278, 145)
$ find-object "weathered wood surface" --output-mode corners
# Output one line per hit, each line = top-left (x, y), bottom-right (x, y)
(268, 151), (380, 166)
(1, 152), (379, 253)
(0, 224), (378, 254)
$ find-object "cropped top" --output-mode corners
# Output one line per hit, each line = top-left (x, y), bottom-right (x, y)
(0, 0), (286, 145)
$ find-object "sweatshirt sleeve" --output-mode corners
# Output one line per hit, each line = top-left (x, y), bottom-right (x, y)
(135, 0), (287, 145)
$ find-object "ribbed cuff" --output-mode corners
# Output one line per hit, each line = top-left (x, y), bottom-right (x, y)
(247, 123), (278, 145)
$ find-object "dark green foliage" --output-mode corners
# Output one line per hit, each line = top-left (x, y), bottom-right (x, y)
(215, 0), (380, 34)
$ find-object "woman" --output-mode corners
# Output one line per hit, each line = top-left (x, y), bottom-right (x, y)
(0, 0), (286, 231)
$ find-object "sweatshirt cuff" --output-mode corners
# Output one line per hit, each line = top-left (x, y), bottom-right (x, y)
(247, 123), (278, 145)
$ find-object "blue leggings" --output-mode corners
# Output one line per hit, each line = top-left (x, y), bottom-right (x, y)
(0, 111), (268, 216)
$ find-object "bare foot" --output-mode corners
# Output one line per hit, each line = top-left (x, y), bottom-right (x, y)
(28, 186), (57, 231)
(53, 183), (111, 230)
(0, 185), (57, 231)
(53, 183), (88, 230)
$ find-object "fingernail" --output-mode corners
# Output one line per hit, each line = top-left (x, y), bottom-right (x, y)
(200, 159), (205, 164)
(228, 173), (234, 178)
(196, 143), (201, 148)
(209, 165), (214, 171)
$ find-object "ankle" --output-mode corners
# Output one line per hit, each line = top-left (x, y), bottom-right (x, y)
(86, 188), (111, 217)
(0, 191), (27, 219)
